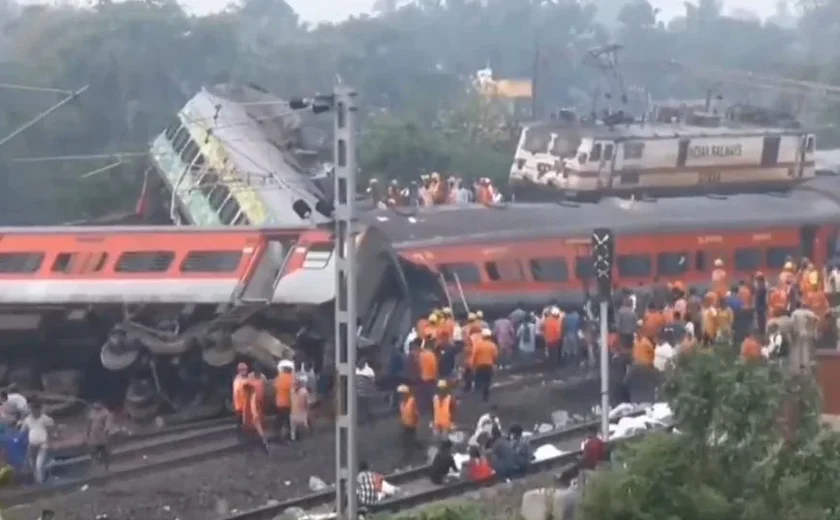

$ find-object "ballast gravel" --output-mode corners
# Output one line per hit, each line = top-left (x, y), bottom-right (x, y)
(7, 371), (601, 520)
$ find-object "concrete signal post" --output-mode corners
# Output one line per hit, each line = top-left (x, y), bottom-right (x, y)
(591, 227), (614, 440)
(333, 86), (360, 520)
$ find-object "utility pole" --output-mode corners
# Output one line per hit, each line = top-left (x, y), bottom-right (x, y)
(531, 43), (540, 120)
(333, 85), (359, 520)
(591, 227), (614, 440)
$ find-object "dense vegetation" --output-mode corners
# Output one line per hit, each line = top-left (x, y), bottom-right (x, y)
(0, 0), (835, 223)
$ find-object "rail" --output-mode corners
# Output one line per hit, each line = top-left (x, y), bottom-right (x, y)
(3, 365), (597, 506)
(217, 417), (611, 520)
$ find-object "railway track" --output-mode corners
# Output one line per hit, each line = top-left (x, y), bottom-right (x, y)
(215, 417), (610, 520)
(1, 366), (597, 507)
(219, 406), (662, 520)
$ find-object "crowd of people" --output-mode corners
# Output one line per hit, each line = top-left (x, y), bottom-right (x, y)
(0, 387), (116, 486)
(366, 173), (503, 208)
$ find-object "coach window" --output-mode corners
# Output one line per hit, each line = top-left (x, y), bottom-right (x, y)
(617, 254), (652, 278)
(657, 252), (689, 276)
(574, 256), (593, 280)
(734, 248), (762, 271)
(439, 263), (481, 285)
(589, 144), (602, 162)
(694, 251), (707, 271)
(164, 118), (181, 141)
(232, 210), (250, 226)
(485, 261), (524, 282)
(198, 169), (220, 198)
(218, 194), (242, 225)
(624, 142), (645, 160)
(0, 253), (44, 273)
(766, 247), (798, 269)
(181, 251), (242, 273)
(180, 139), (199, 166)
(208, 184), (231, 211)
(171, 127), (190, 153)
(529, 258), (569, 282)
(302, 244), (333, 269)
(115, 251), (175, 273)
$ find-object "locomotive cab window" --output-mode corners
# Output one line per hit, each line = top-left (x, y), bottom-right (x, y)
(181, 251), (242, 273)
(767, 247), (798, 269)
(657, 252), (689, 276)
(806, 135), (815, 153)
(301, 244), (333, 269)
(439, 263), (481, 285)
(734, 248), (762, 271)
(485, 261), (524, 282)
(529, 258), (569, 282)
(603, 144), (614, 161)
(617, 254), (652, 278)
(0, 253), (44, 273)
(589, 144), (602, 162)
(115, 251), (175, 273)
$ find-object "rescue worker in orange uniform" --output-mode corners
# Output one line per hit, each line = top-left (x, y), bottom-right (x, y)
(232, 362), (249, 431)
(470, 329), (499, 403)
(418, 343), (439, 415)
(632, 332), (655, 368)
(397, 384), (421, 461)
(701, 297), (719, 345)
(641, 303), (666, 343)
(769, 279), (791, 318)
(437, 308), (456, 377)
(711, 258), (728, 299)
(476, 178), (495, 205)
(803, 271), (830, 333)
(543, 307), (563, 367)
(740, 330), (763, 361)
(274, 360), (294, 440)
(423, 313), (440, 348)
(779, 261), (796, 287)
(462, 314), (483, 392)
(433, 380), (455, 440)
(241, 382), (268, 452)
(429, 172), (448, 205)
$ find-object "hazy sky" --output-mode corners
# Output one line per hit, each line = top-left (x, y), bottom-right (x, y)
(285, 0), (781, 24)
(17, 0), (781, 24)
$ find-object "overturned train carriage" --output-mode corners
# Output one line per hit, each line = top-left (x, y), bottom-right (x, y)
(0, 225), (411, 413)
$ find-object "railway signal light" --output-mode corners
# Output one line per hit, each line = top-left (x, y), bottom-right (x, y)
(591, 227), (614, 300)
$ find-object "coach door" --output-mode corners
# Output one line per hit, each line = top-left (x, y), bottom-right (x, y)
(239, 238), (294, 302)
(800, 225), (818, 263)
(761, 136), (781, 167)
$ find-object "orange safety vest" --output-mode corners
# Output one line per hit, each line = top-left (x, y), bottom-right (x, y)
(232, 375), (248, 413)
(433, 394), (453, 430)
(419, 350), (438, 381)
(400, 396), (419, 428)
(274, 372), (294, 409)
(470, 339), (499, 368)
(741, 337), (762, 361)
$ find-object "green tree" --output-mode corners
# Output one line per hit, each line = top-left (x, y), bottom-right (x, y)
(582, 349), (840, 520)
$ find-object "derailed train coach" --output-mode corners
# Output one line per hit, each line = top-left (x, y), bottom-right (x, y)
(0, 224), (412, 416)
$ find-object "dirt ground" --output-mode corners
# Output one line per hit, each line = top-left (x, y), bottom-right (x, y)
(4, 372), (600, 520)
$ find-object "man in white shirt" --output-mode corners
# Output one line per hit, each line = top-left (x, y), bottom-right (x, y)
(21, 401), (54, 484)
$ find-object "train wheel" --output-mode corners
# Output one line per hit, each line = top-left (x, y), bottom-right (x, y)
(100, 334), (140, 371)
(201, 331), (235, 368)
(124, 377), (161, 423)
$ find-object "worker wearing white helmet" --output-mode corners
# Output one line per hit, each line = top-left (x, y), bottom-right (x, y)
(273, 360), (295, 440)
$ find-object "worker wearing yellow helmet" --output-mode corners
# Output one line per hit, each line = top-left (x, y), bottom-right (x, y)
(433, 380), (455, 439)
(780, 261), (796, 287)
(711, 258), (728, 299)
